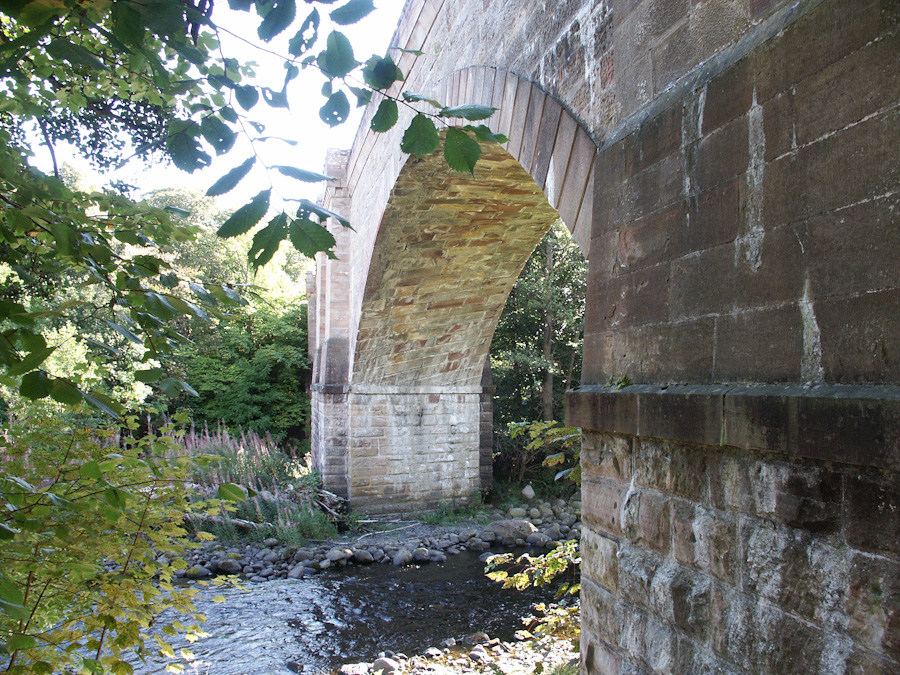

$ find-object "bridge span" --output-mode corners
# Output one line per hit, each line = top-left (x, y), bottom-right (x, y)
(307, 1), (900, 672)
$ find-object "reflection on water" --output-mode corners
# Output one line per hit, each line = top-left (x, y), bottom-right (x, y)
(132, 551), (552, 675)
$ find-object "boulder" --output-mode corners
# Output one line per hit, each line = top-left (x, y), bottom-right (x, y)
(521, 484), (536, 500)
(484, 519), (537, 540)
(216, 559), (243, 575)
(393, 549), (413, 566)
(372, 657), (400, 673)
(353, 549), (375, 564)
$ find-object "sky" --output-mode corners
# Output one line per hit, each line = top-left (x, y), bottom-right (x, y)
(50, 0), (409, 210)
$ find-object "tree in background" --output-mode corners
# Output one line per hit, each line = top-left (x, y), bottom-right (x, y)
(491, 221), (587, 426)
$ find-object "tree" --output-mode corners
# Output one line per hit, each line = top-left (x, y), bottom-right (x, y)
(0, 0), (505, 410)
(491, 221), (587, 427)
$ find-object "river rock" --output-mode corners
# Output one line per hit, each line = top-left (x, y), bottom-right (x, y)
(393, 549), (413, 566)
(466, 537), (489, 551)
(353, 549), (374, 564)
(527, 532), (552, 547)
(216, 559), (243, 575)
(185, 565), (211, 579)
(412, 547), (430, 562)
(521, 484), (536, 500)
(543, 523), (562, 541)
(508, 507), (528, 518)
(470, 645), (489, 661)
(484, 519), (537, 540)
(263, 551), (280, 564)
(424, 647), (442, 658)
(339, 664), (369, 675)
(372, 656), (399, 673)
(327, 547), (351, 562)
(429, 551), (447, 563)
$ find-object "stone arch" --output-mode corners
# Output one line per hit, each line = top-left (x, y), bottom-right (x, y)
(352, 68), (597, 388)
(339, 70), (598, 513)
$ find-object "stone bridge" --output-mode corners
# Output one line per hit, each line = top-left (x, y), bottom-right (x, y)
(307, 0), (900, 671)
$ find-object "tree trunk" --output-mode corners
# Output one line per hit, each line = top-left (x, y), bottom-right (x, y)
(541, 237), (555, 421)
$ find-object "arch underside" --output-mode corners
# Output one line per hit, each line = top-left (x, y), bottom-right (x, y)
(353, 142), (561, 388)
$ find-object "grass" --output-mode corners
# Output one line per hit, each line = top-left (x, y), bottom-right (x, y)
(421, 496), (493, 525)
(164, 421), (339, 544)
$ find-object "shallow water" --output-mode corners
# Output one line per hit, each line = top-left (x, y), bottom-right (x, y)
(132, 551), (555, 675)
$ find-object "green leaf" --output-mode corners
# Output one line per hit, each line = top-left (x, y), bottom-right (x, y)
(444, 127), (482, 173)
(273, 166), (333, 183)
(103, 319), (142, 345)
(330, 0), (375, 25)
(288, 8), (319, 56)
(8, 346), (56, 376)
(439, 103), (498, 120)
(218, 483), (247, 502)
(370, 99), (399, 133)
(262, 87), (289, 109)
(402, 91), (443, 108)
(19, 371), (50, 400)
(362, 55), (403, 90)
(471, 124), (508, 144)
(167, 124), (212, 173)
(0, 524), (17, 542)
(317, 31), (357, 79)
(348, 86), (372, 107)
(234, 85), (259, 110)
(248, 213), (289, 270)
(134, 368), (165, 383)
(4, 633), (36, 651)
(296, 198), (350, 227)
(46, 39), (108, 70)
(80, 390), (121, 418)
(207, 157), (256, 197)
(200, 116), (236, 155)
(400, 114), (440, 156)
(0, 598), (31, 621)
(80, 460), (103, 481)
(257, 0), (296, 41)
(319, 91), (349, 126)
(49, 378), (82, 405)
(217, 190), (271, 238)
(289, 218), (336, 258)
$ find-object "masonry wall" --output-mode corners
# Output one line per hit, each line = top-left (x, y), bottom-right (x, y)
(568, 0), (900, 672)
(347, 388), (481, 514)
(578, 430), (899, 673)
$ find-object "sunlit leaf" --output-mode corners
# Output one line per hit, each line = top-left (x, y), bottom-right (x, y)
(400, 113), (439, 155)
(370, 98), (398, 132)
(444, 127), (481, 173)
(257, 0), (296, 41)
(217, 190), (271, 238)
(289, 218), (336, 258)
(217, 483), (247, 502)
(319, 90), (349, 126)
(248, 213), (289, 270)
(288, 8), (319, 56)
(362, 55), (403, 90)
(439, 103), (497, 120)
(330, 0), (375, 26)
(273, 166), (333, 183)
(317, 31), (357, 79)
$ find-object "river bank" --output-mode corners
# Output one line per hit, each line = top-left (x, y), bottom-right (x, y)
(173, 490), (583, 584)
(151, 489), (582, 675)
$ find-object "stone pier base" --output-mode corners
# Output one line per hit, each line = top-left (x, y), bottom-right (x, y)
(569, 385), (900, 674)
(313, 385), (483, 515)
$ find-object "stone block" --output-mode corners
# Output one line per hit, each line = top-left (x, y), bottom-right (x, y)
(581, 432), (633, 482)
(581, 528), (620, 592)
(581, 577), (620, 645)
(649, 561), (712, 641)
(693, 507), (738, 584)
(637, 389), (724, 449)
(615, 200), (687, 274)
(817, 289), (900, 386)
(845, 552), (900, 660)
(713, 305), (803, 382)
(581, 476), (629, 538)
(623, 103), (683, 178)
(702, 55), (755, 134)
(628, 490), (672, 556)
(695, 115), (750, 192)
(755, 0), (883, 102)
(672, 501), (697, 567)
(844, 472), (900, 558)
(618, 543), (662, 608)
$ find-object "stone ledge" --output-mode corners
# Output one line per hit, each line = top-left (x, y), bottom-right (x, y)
(566, 384), (900, 472)
(349, 385), (484, 395)
(311, 384), (349, 394)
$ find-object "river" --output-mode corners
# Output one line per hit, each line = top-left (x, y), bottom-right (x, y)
(132, 551), (555, 675)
